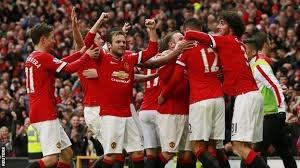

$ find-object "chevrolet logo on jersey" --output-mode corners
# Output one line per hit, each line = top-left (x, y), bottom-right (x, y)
(112, 71), (129, 79)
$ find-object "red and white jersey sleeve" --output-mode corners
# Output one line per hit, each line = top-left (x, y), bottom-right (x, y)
(209, 35), (258, 96)
(42, 52), (68, 72)
(25, 51), (67, 123)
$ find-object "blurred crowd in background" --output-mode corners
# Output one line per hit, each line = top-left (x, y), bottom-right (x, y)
(0, 0), (299, 159)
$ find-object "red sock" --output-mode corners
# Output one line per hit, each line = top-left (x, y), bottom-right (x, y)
(115, 154), (125, 163)
(103, 158), (114, 165)
(208, 149), (217, 158)
(131, 156), (144, 163)
(195, 147), (207, 158)
(178, 158), (195, 165)
(147, 154), (157, 159)
(37, 160), (46, 168)
(57, 162), (71, 168)
(159, 153), (169, 164)
(245, 150), (258, 165)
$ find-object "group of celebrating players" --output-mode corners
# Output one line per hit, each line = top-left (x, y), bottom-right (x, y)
(24, 6), (296, 168)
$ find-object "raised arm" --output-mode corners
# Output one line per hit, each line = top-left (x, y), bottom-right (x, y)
(71, 7), (84, 50)
(89, 12), (109, 34)
(60, 46), (90, 63)
(62, 46), (99, 73)
(84, 12), (109, 48)
(138, 19), (159, 63)
(122, 22), (131, 35)
(185, 30), (213, 46)
(60, 8), (86, 63)
(138, 40), (194, 69)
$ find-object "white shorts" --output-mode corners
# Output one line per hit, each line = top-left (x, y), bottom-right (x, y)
(84, 106), (101, 140)
(157, 114), (192, 153)
(231, 91), (264, 143)
(130, 104), (144, 144)
(139, 110), (160, 149)
(216, 140), (224, 149)
(189, 97), (225, 141)
(99, 116), (144, 154)
(31, 119), (71, 157)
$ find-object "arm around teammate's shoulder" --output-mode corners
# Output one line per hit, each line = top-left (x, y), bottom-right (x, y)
(62, 46), (100, 73)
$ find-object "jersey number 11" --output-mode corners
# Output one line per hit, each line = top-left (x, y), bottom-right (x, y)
(25, 67), (35, 93)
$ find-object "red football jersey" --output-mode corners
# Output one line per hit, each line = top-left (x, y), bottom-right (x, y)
(98, 52), (142, 117)
(209, 35), (258, 96)
(139, 68), (160, 111)
(25, 51), (69, 123)
(177, 44), (223, 103)
(77, 59), (101, 106)
(84, 32), (158, 116)
(158, 61), (189, 115)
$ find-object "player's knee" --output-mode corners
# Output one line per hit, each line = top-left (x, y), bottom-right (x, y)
(44, 155), (59, 167)
(131, 150), (144, 158)
(61, 147), (73, 161)
(146, 148), (158, 156)
(231, 141), (243, 154)
(178, 151), (193, 160)
(163, 152), (175, 160)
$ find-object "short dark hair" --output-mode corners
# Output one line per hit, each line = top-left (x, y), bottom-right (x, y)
(243, 38), (259, 51)
(107, 30), (125, 43)
(30, 23), (54, 45)
(219, 11), (245, 38)
(183, 18), (203, 31)
(253, 32), (269, 50)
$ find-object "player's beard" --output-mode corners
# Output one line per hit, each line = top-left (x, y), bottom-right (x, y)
(113, 48), (125, 57)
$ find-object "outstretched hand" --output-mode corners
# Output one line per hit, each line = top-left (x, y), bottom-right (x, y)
(71, 7), (78, 28)
(145, 19), (156, 29)
(175, 40), (195, 53)
(99, 12), (109, 23)
(85, 45), (100, 59)
(122, 22), (131, 34)
(83, 68), (98, 78)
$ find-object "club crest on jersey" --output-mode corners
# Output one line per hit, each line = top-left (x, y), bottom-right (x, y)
(56, 142), (61, 149)
(53, 58), (62, 64)
(111, 142), (117, 149)
(169, 142), (175, 148)
(112, 71), (129, 79)
(124, 62), (129, 71)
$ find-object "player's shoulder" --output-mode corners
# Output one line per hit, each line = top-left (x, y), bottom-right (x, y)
(194, 43), (209, 49)
(213, 34), (235, 42)
(123, 50), (138, 59)
(185, 43), (210, 54)
(28, 51), (53, 61)
(255, 58), (270, 67)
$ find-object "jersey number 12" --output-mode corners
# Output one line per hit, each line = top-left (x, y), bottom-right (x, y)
(200, 47), (219, 73)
